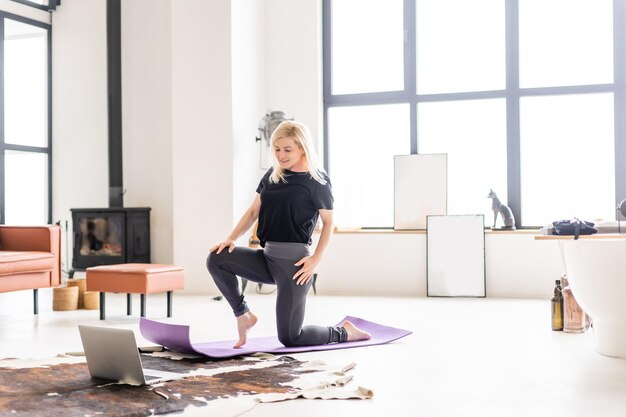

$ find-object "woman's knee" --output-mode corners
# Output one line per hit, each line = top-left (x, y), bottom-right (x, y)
(206, 250), (227, 273)
(277, 329), (303, 347)
(278, 333), (299, 347)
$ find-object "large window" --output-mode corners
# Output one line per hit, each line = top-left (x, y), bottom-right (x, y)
(328, 103), (410, 227)
(324, 0), (622, 228)
(1, 14), (51, 224)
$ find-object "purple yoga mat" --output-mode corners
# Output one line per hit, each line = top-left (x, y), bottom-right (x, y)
(139, 316), (412, 358)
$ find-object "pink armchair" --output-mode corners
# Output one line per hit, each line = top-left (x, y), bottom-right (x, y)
(0, 225), (61, 314)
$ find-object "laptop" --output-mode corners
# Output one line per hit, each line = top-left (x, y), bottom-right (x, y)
(78, 325), (185, 386)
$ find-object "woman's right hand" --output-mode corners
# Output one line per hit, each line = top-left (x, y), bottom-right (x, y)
(210, 240), (235, 254)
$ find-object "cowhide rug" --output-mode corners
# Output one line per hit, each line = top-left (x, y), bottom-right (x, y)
(0, 351), (372, 417)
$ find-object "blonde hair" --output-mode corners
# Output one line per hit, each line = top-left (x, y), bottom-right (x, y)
(269, 120), (327, 185)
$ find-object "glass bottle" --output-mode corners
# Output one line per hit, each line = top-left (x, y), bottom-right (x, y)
(561, 276), (587, 333)
(551, 279), (564, 331)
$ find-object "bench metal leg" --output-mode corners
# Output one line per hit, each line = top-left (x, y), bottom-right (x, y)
(100, 292), (106, 320)
(33, 289), (39, 315)
(140, 294), (146, 317)
(127, 293), (132, 315)
(167, 291), (173, 317)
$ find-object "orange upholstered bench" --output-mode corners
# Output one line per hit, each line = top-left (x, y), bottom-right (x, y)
(86, 263), (185, 320)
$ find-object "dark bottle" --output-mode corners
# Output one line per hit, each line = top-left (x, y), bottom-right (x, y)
(551, 279), (564, 331)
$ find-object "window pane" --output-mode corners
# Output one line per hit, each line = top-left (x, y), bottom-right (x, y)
(16, 0), (48, 5)
(416, 0), (505, 94)
(418, 99), (507, 220)
(520, 93), (614, 226)
(5, 150), (48, 225)
(328, 104), (410, 227)
(331, 0), (404, 95)
(519, 0), (613, 88)
(4, 18), (48, 147)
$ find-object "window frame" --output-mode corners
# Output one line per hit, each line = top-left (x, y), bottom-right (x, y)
(0, 10), (52, 224)
(323, 0), (626, 228)
(9, 0), (58, 12)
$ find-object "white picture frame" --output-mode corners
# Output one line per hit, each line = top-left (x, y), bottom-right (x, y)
(427, 214), (486, 297)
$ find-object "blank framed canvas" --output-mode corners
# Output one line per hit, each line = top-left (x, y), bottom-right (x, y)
(427, 215), (486, 297)
(394, 154), (447, 230)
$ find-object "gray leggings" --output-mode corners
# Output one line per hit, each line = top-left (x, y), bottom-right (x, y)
(206, 241), (346, 347)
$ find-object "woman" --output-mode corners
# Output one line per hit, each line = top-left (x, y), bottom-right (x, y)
(207, 120), (371, 349)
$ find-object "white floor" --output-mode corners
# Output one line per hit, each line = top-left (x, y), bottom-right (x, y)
(1, 289), (626, 417)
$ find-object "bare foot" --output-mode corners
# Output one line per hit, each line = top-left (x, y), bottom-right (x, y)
(342, 320), (372, 342)
(234, 312), (258, 348)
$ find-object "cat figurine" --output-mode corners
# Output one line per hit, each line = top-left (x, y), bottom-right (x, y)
(488, 189), (516, 230)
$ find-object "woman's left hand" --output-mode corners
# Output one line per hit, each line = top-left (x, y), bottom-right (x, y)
(293, 255), (320, 285)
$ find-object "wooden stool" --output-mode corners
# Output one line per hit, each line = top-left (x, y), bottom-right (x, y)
(52, 286), (79, 311)
(86, 263), (185, 320)
(83, 291), (100, 310)
(66, 278), (87, 308)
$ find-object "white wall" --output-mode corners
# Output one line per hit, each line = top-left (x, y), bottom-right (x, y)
(51, 0), (239, 290)
(265, 0), (324, 157)
(314, 232), (563, 298)
(485, 234), (564, 297)
(52, 0), (108, 274)
(171, 0), (234, 292)
(231, 0), (267, 233)
(121, 0), (173, 264)
(49, 0), (561, 300)
(51, 0), (174, 273)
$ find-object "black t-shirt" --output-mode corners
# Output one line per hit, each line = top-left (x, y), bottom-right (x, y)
(256, 168), (333, 247)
